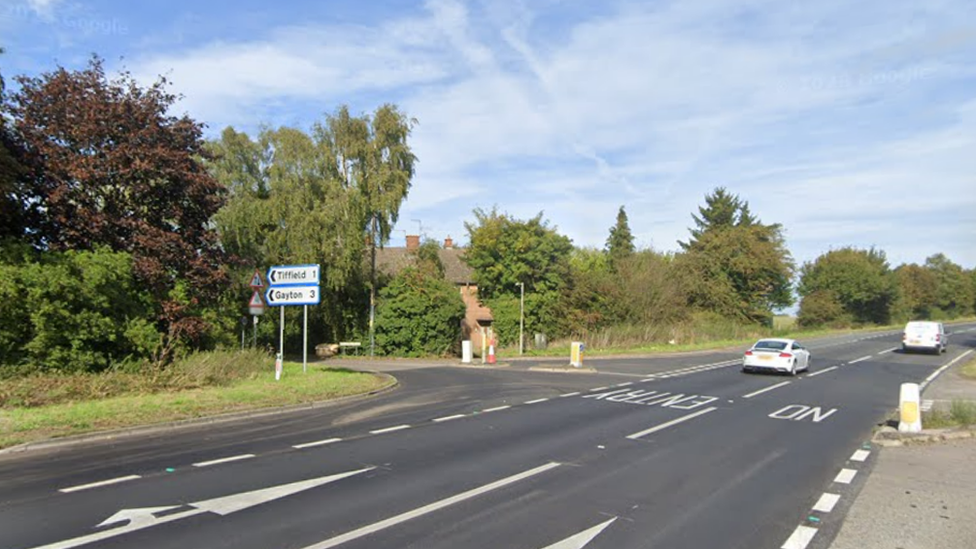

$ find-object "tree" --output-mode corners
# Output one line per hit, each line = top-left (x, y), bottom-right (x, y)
(3, 56), (228, 358)
(314, 105), (416, 356)
(892, 263), (939, 321)
(797, 247), (896, 326)
(605, 206), (635, 268)
(463, 207), (574, 340)
(677, 188), (794, 323)
(924, 253), (974, 318)
(0, 47), (33, 242)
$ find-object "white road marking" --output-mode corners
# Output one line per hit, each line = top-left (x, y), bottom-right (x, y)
(849, 355), (872, 364)
(560, 392), (581, 398)
(781, 525), (818, 549)
(921, 399), (934, 412)
(850, 450), (870, 462)
(59, 475), (142, 494)
(482, 405), (511, 413)
(293, 438), (342, 449)
(540, 517), (617, 549)
(626, 407), (718, 440)
(812, 493), (841, 513)
(806, 366), (838, 378)
(193, 454), (255, 468)
(591, 387), (609, 392)
(370, 425), (411, 435)
(742, 381), (792, 399)
(299, 462), (562, 549)
(433, 414), (467, 423)
(524, 398), (549, 404)
(878, 347), (899, 354)
(616, 382), (634, 387)
(921, 350), (974, 390)
(834, 468), (857, 484)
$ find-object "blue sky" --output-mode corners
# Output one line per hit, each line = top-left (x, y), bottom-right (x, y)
(4, 0), (976, 270)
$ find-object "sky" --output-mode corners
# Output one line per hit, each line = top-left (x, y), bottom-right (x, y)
(3, 0), (975, 271)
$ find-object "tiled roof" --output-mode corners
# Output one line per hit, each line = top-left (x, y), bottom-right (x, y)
(374, 247), (475, 284)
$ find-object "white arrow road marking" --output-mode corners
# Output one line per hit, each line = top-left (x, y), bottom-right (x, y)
(28, 467), (374, 549)
(539, 517), (617, 549)
(299, 462), (562, 549)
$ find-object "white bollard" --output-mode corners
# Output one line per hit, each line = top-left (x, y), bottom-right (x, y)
(461, 340), (472, 364)
(570, 341), (585, 368)
(899, 382), (922, 433)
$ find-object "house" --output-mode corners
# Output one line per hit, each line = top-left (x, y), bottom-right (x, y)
(374, 235), (494, 353)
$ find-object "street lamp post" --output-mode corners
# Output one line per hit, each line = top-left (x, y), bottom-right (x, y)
(517, 282), (525, 355)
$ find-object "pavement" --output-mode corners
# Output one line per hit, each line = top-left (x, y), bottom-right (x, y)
(830, 350), (976, 549)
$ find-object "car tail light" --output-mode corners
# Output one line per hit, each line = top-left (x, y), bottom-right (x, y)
(779, 353), (792, 358)
(935, 334), (941, 342)
(745, 350), (753, 356)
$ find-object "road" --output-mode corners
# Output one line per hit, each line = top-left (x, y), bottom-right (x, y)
(1, 325), (974, 549)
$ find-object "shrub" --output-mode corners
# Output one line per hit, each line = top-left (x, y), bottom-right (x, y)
(374, 267), (466, 357)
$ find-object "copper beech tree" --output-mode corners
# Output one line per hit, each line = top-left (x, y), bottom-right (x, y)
(3, 57), (229, 360)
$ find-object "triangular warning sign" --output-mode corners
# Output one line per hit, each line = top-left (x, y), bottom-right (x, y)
(249, 290), (264, 308)
(249, 270), (263, 288)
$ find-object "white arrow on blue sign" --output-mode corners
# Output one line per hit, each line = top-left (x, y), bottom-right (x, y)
(265, 285), (320, 306)
(267, 264), (320, 286)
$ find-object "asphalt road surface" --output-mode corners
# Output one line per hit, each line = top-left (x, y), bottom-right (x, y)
(2, 324), (974, 549)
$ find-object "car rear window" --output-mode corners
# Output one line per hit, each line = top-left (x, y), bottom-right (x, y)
(754, 340), (788, 350)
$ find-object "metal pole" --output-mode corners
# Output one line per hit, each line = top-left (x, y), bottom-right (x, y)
(519, 282), (525, 356)
(279, 305), (284, 367)
(303, 304), (308, 374)
(253, 316), (257, 348)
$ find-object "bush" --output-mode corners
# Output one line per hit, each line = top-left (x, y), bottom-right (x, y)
(374, 267), (466, 356)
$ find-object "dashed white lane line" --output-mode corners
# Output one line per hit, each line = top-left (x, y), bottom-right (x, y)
(806, 366), (838, 378)
(299, 462), (562, 549)
(370, 425), (411, 435)
(834, 468), (857, 484)
(560, 392), (581, 398)
(616, 382), (634, 387)
(59, 475), (142, 493)
(742, 381), (792, 399)
(433, 414), (466, 423)
(849, 355), (872, 364)
(781, 525), (818, 549)
(591, 387), (609, 392)
(850, 450), (870, 462)
(812, 493), (841, 513)
(524, 398), (549, 405)
(193, 454), (256, 468)
(626, 407), (718, 440)
(878, 347), (899, 354)
(293, 438), (342, 449)
(482, 405), (511, 413)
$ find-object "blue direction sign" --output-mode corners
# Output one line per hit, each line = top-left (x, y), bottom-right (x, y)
(265, 285), (320, 306)
(267, 264), (320, 286)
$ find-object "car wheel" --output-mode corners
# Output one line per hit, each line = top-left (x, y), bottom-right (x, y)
(790, 361), (797, 376)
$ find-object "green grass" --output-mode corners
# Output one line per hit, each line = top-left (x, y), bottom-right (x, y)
(961, 357), (976, 380)
(922, 400), (976, 429)
(0, 359), (391, 449)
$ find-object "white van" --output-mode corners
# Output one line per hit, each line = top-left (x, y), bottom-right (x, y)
(902, 321), (948, 354)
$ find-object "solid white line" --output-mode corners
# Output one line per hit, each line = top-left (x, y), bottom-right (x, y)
(849, 355), (872, 364)
(626, 407), (718, 440)
(482, 405), (511, 413)
(193, 454), (255, 468)
(878, 347), (898, 354)
(834, 468), (857, 484)
(370, 425), (411, 435)
(300, 462), (562, 549)
(293, 438), (342, 449)
(806, 366), (838, 378)
(812, 493), (841, 513)
(59, 475), (142, 493)
(781, 525), (817, 549)
(851, 450), (870, 462)
(524, 398), (549, 404)
(742, 381), (792, 399)
(921, 350), (974, 390)
(560, 392), (580, 398)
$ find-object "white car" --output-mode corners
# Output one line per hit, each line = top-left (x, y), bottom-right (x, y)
(902, 321), (948, 354)
(742, 338), (810, 376)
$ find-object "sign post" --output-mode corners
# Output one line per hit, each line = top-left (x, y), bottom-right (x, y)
(248, 271), (265, 349)
(266, 264), (320, 379)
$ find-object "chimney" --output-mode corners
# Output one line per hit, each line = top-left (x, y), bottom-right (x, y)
(406, 235), (420, 250)
(444, 237), (453, 249)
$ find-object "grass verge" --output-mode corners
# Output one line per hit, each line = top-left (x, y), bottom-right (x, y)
(922, 400), (976, 429)
(0, 359), (391, 450)
(960, 356), (976, 380)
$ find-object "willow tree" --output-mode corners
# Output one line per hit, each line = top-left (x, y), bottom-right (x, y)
(315, 105), (416, 355)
